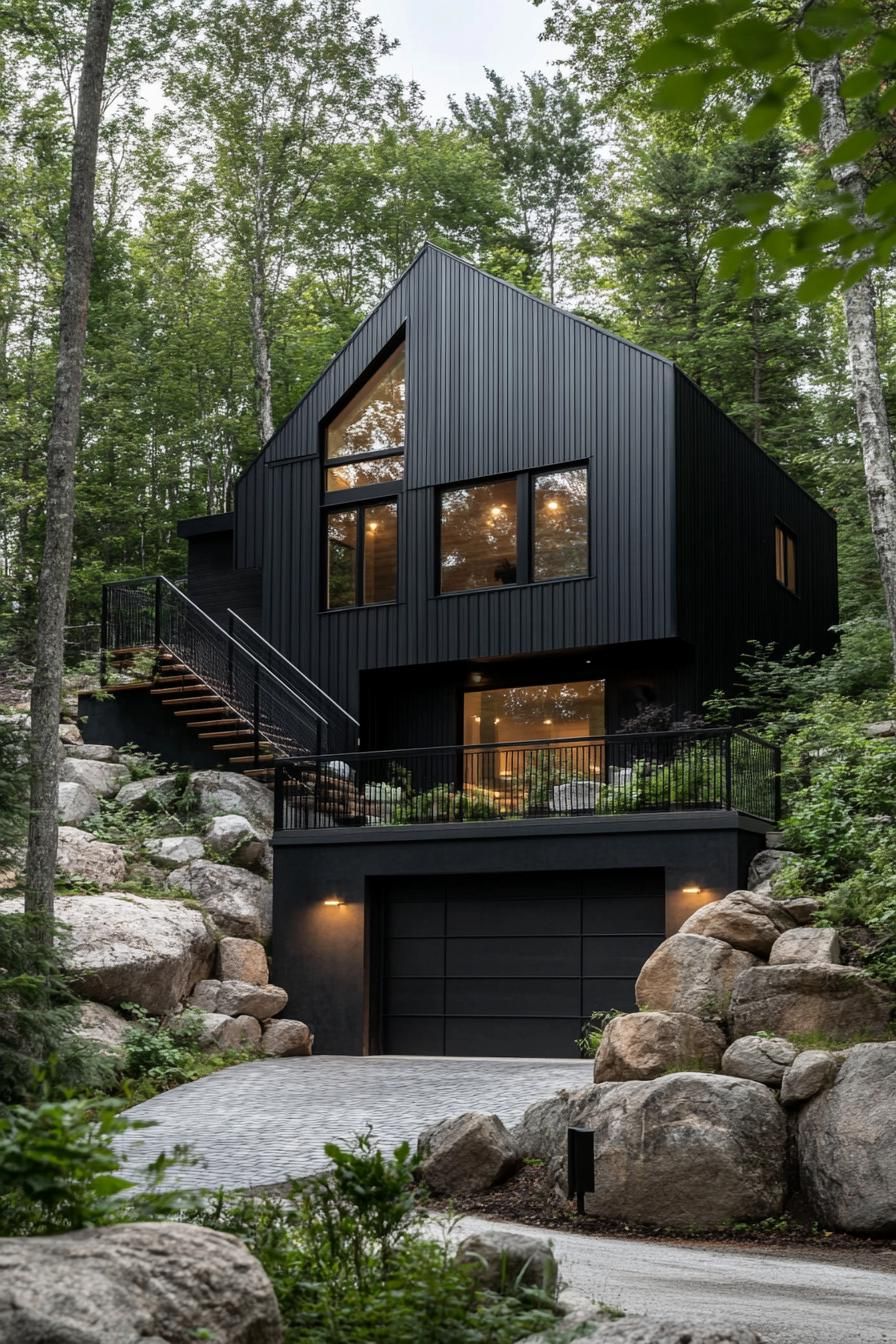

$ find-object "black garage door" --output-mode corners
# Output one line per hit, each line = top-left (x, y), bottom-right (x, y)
(377, 870), (665, 1058)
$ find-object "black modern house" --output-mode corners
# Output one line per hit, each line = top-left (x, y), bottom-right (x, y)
(85, 244), (838, 1058)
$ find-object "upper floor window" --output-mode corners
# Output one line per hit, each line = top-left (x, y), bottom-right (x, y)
(326, 500), (398, 609)
(439, 465), (589, 594)
(775, 522), (797, 594)
(325, 344), (405, 492)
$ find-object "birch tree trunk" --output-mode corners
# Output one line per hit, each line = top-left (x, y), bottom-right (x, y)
(25, 0), (116, 919)
(811, 56), (896, 670)
(250, 255), (275, 446)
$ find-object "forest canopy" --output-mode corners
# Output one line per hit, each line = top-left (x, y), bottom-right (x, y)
(0, 0), (891, 663)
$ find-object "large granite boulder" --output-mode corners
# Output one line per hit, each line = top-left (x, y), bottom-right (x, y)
(594, 1011), (725, 1082)
(56, 826), (126, 888)
(418, 1112), (521, 1195)
(57, 781), (99, 826)
(779, 897), (820, 926)
(65, 743), (118, 762)
(190, 978), (287, 1019)
(205, 813), (267, 869)
(143, 835), (204, 870)
(3, 892), (214, 1014)
(57, 721), (81, 745)
(191, 770), (274, 834)
(747, 848), (795, 891)
(780, 1049), (840, 1107)
(678, 890), (795, 957)
(0, 1221), (283, 1344)
(635, 934), (758, 1019)
(59, 757), (130, 799)
(218, 936), (269, 985)
(167, 859), (272, 940)
(585, 1074), (787, 1229)
(768, 927), (840, 966)
(513, 1085), (620, 1190)
(73, 1001), (131, 1054)
(721, 1035), (798, 1087)
(455, 1229), (557, 1296)
(727, 964), (894, 1042)
(196, 1011), (262, 1051)
(115, 773), (180, 812)
(798, 1042), (896, 1234)
(260, 1018), (313, 1056)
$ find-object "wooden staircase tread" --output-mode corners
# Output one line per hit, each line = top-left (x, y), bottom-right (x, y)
(161, 695), (222, 706)
(197, 730), (254, 740)
(244, 769), (276, 778)
(228, 754), (275, 764)
(150, 686), (210, 697)
(174, 707), (231, 718)
(212, 742), (261, 751)
(187, 718), (243, 728)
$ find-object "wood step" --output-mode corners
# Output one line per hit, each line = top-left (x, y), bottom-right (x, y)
(109, 645), (158, 657)
(244, 768), (276, 779)
(154, 671), (201, 683)
(197, 729), (254, 740)
(187, 718), (243, 729)
(228, 753), (275, 765)
(161, 694), (222, 706)
(174, 707), (231, 718)
(212, 741), (261, 752)
(150, 685), (209, 697)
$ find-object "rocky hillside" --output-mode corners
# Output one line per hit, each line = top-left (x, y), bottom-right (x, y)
(416, 853), (896, 1239)
(4, 720), (311, 1061)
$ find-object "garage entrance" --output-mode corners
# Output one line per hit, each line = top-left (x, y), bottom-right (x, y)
(375, 870), (665, 1058)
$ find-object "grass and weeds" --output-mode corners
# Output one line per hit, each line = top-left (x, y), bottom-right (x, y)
(116, 1004), (258, 1105)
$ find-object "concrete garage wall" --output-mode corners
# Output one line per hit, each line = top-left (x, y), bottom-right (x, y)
(272, 812), (768, 1055)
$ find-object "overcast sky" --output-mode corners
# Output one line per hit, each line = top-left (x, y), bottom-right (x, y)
(359, 0), (567, 113)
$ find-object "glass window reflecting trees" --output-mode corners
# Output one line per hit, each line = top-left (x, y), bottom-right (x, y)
(326, 501), (397, 609)
(325, 345), (405, 492)
(439, 465), (589, 592)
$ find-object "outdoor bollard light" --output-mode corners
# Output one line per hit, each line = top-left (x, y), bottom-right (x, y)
(567, 1126), (595, 1216)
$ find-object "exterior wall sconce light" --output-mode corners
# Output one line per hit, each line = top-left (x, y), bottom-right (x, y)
(323, 897), (344, 907)
(682, 885), (702, 896)
(470, 671), (485, 685)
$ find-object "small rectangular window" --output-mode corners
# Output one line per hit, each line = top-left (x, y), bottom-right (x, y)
(532, 467), (589, 581)
(440, 478), (518, 593)
(326, 501), (398, 610)
(775, 523), (797, 594)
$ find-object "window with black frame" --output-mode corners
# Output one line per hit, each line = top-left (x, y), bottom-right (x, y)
(325, 344), (405, 492)
(326, 500), (397, 609)
(438, 464), (589, 593)
(775, 522), (797, 594)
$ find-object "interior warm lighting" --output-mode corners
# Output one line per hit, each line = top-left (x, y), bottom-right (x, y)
(473, 714), (481, 722)
(543, 718), (553, 725)
(682, 885), (702, 895)
(489, 505), (503, 518)
(493, 717), (501, 725)
(546, 498), (560, 511)
(323, 897), (344, 907)
(367, 521), (378, 533)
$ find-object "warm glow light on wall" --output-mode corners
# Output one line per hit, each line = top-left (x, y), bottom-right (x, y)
(682, 885), (702, 895)
(323, 897), (344, 907)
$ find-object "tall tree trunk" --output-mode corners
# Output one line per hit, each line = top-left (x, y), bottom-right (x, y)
(249, 257), (274, 446)
(811, 56), (896, 669)
(24, 0), (116, 919)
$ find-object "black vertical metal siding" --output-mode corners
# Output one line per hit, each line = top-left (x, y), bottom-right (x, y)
(234, 245), (678, 720)
(675, 368), (838, 708)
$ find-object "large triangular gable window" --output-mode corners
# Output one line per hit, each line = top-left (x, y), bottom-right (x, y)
(325, 343), (405, 492)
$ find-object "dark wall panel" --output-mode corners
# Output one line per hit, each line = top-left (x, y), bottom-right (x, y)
(237, 245), (677, 721)
(675, 370), (839, 708)
(186, 531), (261, 628)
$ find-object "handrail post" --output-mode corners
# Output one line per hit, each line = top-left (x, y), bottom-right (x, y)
(274, 763), (283, 830)
(227, 611), (234, 702)
(725, 731), (733, 811)
(773, 742), (782, 822)
(153, 576), (162, 648)
(253, 666), (261, 767)
(99, 584), (108, 686)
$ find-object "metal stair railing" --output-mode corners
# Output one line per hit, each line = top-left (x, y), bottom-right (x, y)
(101, 576), (355, 759)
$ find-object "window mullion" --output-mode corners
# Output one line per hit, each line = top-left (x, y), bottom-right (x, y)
(516, 473), (531, 585)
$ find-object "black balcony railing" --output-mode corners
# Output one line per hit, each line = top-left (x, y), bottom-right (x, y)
(101, 576), (359, 758)
(273, 728), (780, 831)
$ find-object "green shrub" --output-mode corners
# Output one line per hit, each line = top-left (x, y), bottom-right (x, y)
(0, 1096), (194, 1235)
(773, 694), (896, 987)
(187, 1131), (563, 1344)
(576, 1009), (622, 1058)
(0, 909), (115, 1106)
(117, 1005), (258, 1104)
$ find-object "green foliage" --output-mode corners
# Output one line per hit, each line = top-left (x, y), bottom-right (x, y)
(82, 769), (200, 851)
(576, 1009), (622, 1058)
(187, 1131), (563, 1344)
(0, 1095), (195, 1236)
(0, 910), (114, 1106)
(117, 1004), (258, 1104)
(772, 693), (896, 985)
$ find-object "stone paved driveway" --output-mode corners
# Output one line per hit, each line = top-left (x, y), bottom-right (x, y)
(121, 1055), (593, 1190)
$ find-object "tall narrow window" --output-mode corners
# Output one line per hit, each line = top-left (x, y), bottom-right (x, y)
(326, 501), (398, 610)
(439, 478), (518, 593)
(532, 467), (589, 580)
(325, 344), (405, 492)
(775, 523), (797, 594)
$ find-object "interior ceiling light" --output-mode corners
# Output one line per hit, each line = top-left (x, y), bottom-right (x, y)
(546, 499), (560, 511)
